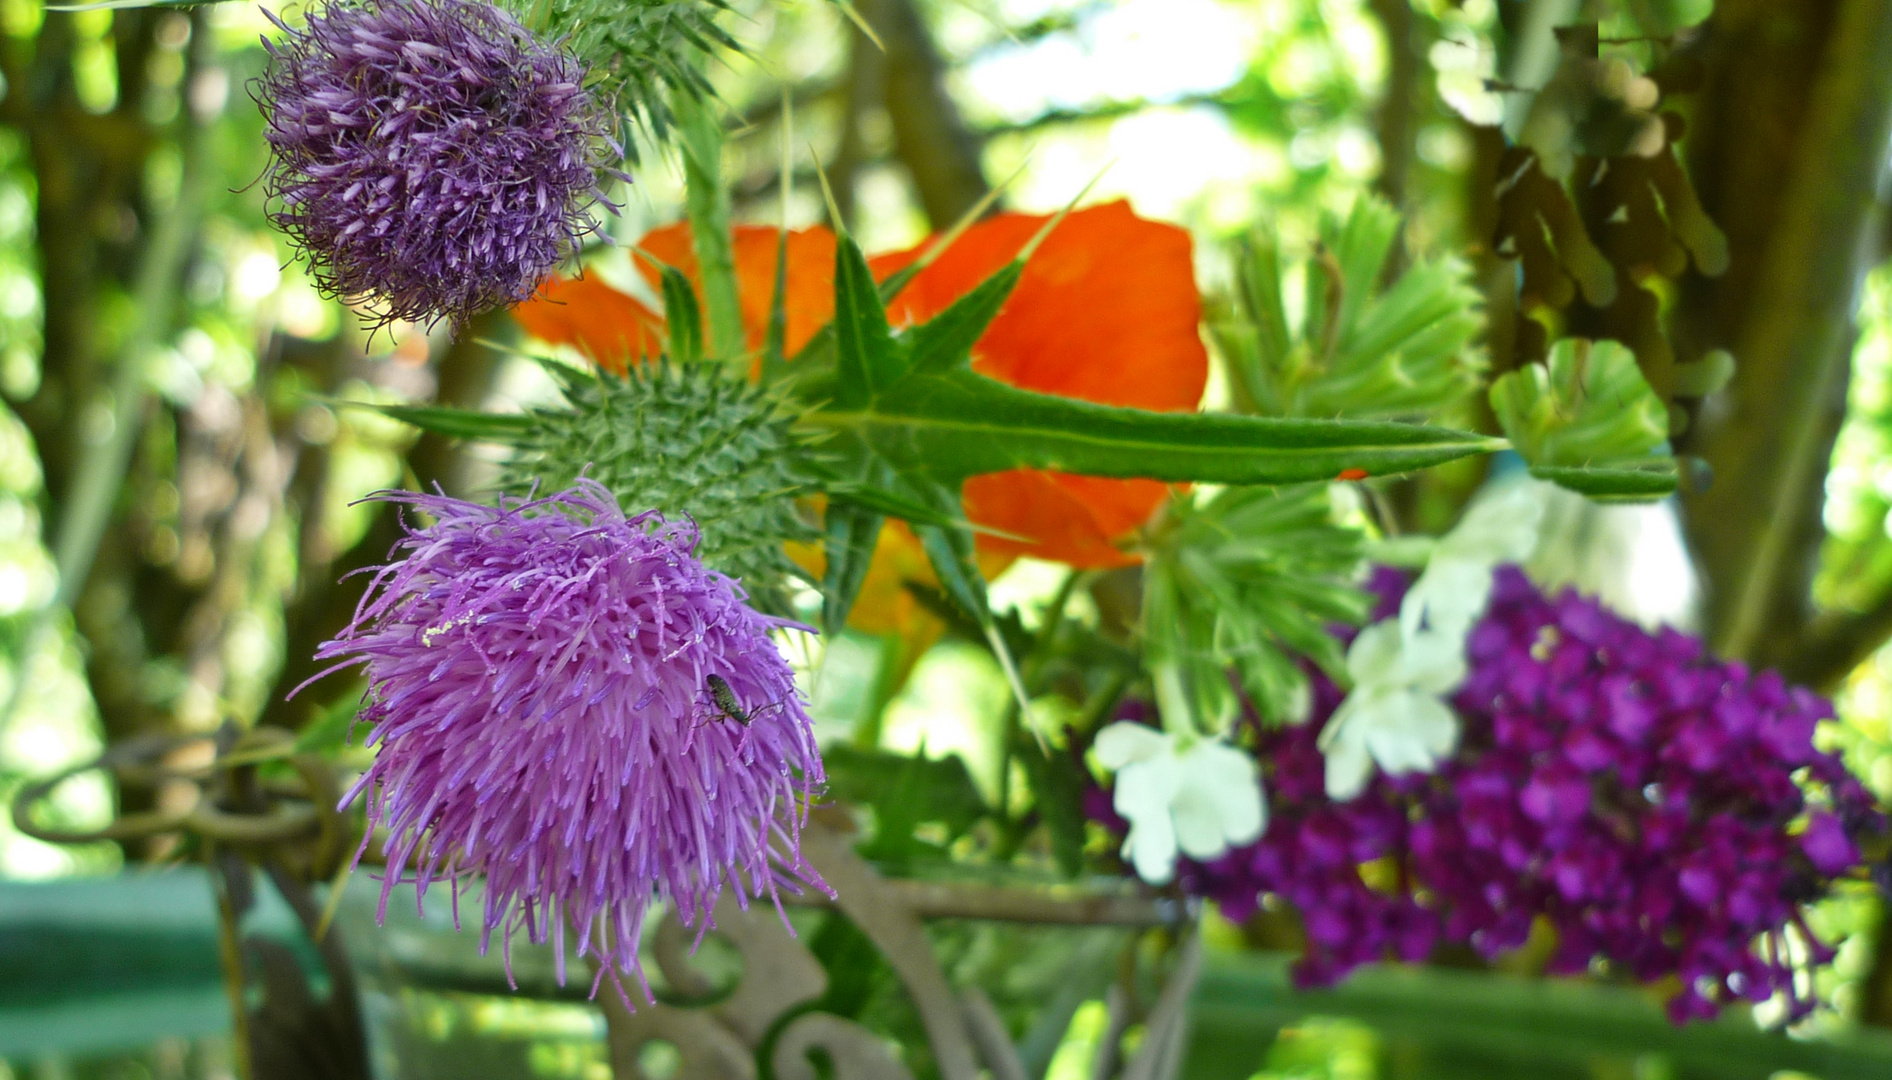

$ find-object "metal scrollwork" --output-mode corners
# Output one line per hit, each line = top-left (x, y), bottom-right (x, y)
(601, 824), (1199, 1080)
(9, 724), (370, 1080)
(15, 736), (1196, 1080)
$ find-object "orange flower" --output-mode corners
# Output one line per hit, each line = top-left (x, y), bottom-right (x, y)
(511, 273), (665, 375)
(511, 201), (1207, 567)
(635, 223), (839, 360)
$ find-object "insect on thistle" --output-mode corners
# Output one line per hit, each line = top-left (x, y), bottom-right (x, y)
(700, 673), (794, 730)
(704, 674), (753, 726)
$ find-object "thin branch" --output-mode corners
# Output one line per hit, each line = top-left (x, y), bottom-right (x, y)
(866, 0), (991, 226)
(1781, 591), (1892, 693)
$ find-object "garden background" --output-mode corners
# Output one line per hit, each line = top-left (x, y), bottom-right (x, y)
(5, 0), (1892, 1077)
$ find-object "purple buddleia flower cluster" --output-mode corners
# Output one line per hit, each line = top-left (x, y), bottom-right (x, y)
(257, 0), (617, 328)
(1096, 567), (1882, 1023)
(302, 481), (827, 997)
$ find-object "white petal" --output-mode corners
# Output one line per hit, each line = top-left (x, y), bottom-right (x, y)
(1112, 754), (1183, 825)
(1364, 692), (1460, 775)
(1183, 740), (1267, 846)
(1093, 721), (1171, 770)
(1399, 629), (1469, 694)
(1345, 621), (1407, 687)
(1317, 690), (1373, 753)
(1170, 785), (1230, 860)
(1123, 812), (1179, 884)
(1400, 556), (1496, 639)
(1440, 483), (1544, 564)
(1324, 731), (1376, 801)
(1112, 753), (1184, 884)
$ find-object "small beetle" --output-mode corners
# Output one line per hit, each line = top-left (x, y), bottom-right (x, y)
(704, 674), (753, 726)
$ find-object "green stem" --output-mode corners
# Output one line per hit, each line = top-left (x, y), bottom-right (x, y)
(675, 92), (745, 367)
(996, 570), (1082, 827)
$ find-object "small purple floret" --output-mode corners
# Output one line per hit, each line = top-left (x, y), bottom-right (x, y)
(1094, 567), (1884, 1024)
(257, 0), (617, 328)
(305, 480), (827, 996)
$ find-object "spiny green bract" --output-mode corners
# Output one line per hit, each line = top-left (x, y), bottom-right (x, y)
(505, 0), (735, 161)
(500, 361), (815, 614)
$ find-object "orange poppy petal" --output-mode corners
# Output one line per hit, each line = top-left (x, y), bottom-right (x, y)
(868, 200), (1207, 409)
(871, 201), (1206, 565)
(635, 222), (838, 358)
(509, 274), (664, 375)
(963, 470), (1166, 569)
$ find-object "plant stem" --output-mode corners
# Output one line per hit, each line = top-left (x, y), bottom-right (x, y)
(997, 570), (1082, 826)
(674, 91), (745, 367)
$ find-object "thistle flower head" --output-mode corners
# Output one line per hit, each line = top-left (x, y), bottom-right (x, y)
(257, 0), (617, 328)
(309, 481), (826, 993)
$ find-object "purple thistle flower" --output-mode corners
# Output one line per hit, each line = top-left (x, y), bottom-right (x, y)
(257, 0), (617, 329)
(303, 480), (827, 996)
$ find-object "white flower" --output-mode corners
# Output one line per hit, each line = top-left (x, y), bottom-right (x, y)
(1320, 621), (1466, 800)
(1093, 722), (1266, 884)
(1399, 481), (1544, 639)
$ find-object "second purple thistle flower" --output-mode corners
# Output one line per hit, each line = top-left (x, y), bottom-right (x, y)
(304, 480), (827, 994)
(257, 0), (617, 328)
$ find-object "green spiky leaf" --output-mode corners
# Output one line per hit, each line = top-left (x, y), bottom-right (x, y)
(1143, 484), (1369, 731)
(822, 502), (884, 637)
(1489, 338), (1678, 502)
(1211, 196), (1486, 422)
(658, 263), (704, 365)
(800, 234), (1500, 488)
(360, 404), (535, 441)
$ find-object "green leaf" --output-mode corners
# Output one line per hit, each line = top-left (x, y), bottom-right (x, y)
(822, 744), (989, 837)
(1017, 742), (1088, 878)
(822, 483), (967, 530)
(822, 501), (884, 637)
(805, 369), (1501, 485)
(1143, 485), (1369, 731)
(905, 261), (1023, 375)
(1330, 195), (1399, 342)
(806, 913), (885, 1019)
(911, 482), (990, 626)
(1212, 196), (1485, 423)
(1489, 338), (1678, 502)
(358, 404), (535, 441)
(1188, 952), (1892, 1080)
(759, 225), (792, 385)
(1530, 461), (1680, 499)
(658, 263), (704, 365)
(831, 236), (906, 408)
(798, 219), (1498, 488)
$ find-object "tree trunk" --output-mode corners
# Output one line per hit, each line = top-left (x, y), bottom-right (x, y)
(1673, 0), (1892, 668)
(853, 0), (991, 228)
